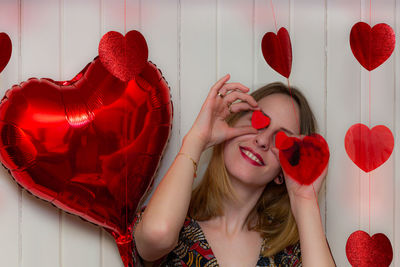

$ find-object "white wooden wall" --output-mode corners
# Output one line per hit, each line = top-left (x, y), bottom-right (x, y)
(0, 0), (398, 266)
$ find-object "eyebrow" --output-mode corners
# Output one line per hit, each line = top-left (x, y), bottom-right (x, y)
(278, 127), (294, 135)
(260, 110), (295, 135)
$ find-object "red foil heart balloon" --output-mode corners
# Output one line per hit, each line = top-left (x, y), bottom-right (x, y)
(99, 30), (149, 82)
(0, 32), (12, 73)
(0, 57), (172, 267)
(261, 27), (292, 78)
(345, 123), (394, 173)
(346, 230), (393, 266)
(350, 22), (395, 71)
(277, 133), (329, 185)
(251, 110), (270, 130)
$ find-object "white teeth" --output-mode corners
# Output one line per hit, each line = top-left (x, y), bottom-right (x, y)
(242, 149), (262, 165)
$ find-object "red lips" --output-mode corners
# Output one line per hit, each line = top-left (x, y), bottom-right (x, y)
(239, 146), (265, 166)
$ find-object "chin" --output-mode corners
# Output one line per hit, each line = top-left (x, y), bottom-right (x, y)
(226, 167), (271, 188)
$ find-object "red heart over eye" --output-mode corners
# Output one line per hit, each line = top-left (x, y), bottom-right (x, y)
(278, 134), (329, 185)
(261, 27), (292, 78)
(251, 110), (270, 130)
(346, 230), (393, 267)
(275, 131), (294, 150)
(344, 123), (394, 173)
(350, 22), (395, 71)
(0, 32), (12, 74)
(99, 30), (148, 82)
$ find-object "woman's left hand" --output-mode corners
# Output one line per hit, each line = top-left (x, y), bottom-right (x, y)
(271, 135), (329, 202)
(284, 162), (328, 202)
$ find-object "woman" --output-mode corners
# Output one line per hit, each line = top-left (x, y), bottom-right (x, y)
(132, 74), (335, 266)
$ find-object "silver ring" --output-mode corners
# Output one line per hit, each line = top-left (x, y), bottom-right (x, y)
(217, 92), (224, 98)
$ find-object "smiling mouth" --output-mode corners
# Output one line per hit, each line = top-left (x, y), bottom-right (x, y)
(239, 146), (265, 166)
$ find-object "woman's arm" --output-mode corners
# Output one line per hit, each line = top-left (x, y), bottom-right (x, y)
(134, 74), (258, 262)
(134, 132), (205, 262)
(272, 135), (335, 266)
(290, 194), (336, 267)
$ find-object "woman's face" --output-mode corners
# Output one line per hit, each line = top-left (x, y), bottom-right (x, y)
(223, 93), (300, 187)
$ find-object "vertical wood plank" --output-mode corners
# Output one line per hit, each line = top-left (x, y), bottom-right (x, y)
(20, 0), (61, 266)
(217, 0), (253, 87)
(326, 0), (362, 265)
(61, 0), (102, 266)
(139, 0), (180, 202)
(0, 1), (20, 266)
(180, 0), (217, 181)
(180, 0), (217, 135)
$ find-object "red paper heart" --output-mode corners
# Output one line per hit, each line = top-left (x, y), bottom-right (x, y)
(0, 57), (172, 267)
(0, 32), (12, 74)
(275, 131), (294, 150)
(261, 27), (292, 78)
(251, 110), (270, 130)
(99, 30), (148, 82)
(346, 230), (393, 267)
(278, 133), (329, 185)
(350, 22), (395, 71)
(345, 123), (394, 173)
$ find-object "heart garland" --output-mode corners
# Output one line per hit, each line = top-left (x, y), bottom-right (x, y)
(346, 20), (396, 266)
(0, 32), (12, 74)
(0, 31), (172, 267)
(346, 230), (393, 266)
(261, 27), (292, 78)
(350, 22), (395, 71)
(99, 30), (149, 82)
(345, 123), (394, 173)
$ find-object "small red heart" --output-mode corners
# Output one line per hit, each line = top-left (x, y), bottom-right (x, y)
(0, 32), (12, 74)
(251, 110), (270, 130)
(261, 27), (292, 78)
(344, 123), (394, 173)
(99, 30), (148, 82)
(278, 134), (329, 185)
(346, 230), (393, 267)
(350, 22), (395, 71)
(275, 131), (294, 150)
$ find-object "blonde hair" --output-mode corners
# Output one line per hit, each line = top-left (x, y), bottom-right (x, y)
(188, 82), (317, 257)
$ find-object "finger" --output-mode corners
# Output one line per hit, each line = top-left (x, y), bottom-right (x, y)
(218, 83), (250, 96)
(313, 165), (329, 193)
(209, 74), (231, 97)
(271, 147), (280, 161)
(223, 91), (258, 107)
(228, 102), (259, 113)
(297, 134), (306, 139)
(225, 126), (257, 140)
(271, 147), (279, 157)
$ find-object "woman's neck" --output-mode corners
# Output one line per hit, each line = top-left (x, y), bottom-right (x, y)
(209, 177), (266, 237)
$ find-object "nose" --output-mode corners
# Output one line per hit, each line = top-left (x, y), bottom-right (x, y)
(254, 129), (273, 151)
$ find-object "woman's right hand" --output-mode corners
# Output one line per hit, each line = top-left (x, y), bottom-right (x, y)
(186, 74), (259, 150)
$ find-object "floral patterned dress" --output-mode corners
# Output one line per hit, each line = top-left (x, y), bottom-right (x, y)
(132, 207), (302, 267)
